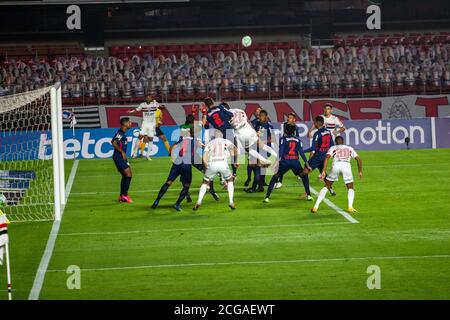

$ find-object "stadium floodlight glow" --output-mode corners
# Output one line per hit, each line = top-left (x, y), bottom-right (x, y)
(0, 0), (190, 5)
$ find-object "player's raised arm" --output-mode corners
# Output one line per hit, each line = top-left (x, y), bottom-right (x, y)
(127, 104), (141, 114)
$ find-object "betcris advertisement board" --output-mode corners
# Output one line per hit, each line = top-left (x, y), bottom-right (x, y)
(0, 118), (448, 160)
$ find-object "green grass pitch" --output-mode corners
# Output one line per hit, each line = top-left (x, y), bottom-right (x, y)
(1, 149), (450, 299)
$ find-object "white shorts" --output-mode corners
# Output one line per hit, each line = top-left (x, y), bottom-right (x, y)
(326, 162), (354, 184)
(140, 122), (155, 137)
(234, 123), (258, 149)
(204, 161), (232, 182)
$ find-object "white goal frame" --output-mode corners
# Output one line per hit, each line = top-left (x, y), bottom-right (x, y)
(50, 83), (65, 221)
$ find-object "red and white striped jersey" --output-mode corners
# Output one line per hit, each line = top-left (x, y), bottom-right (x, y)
(327, 144), (358, 163)
(230, 108), (248, 129)
(205, 138), (234, 163)
(322, 114), (344, 133)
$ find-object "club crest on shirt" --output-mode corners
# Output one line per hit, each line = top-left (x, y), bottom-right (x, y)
(388, 99), (412, 119)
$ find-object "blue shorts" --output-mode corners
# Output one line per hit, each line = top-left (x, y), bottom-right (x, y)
(308, 155), (326, 171)
(113, 153), (130, 172)
(167, 164), (192, 184)
(277, 160), (303, 176)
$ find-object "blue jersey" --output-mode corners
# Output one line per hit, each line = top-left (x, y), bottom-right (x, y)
(204, 105), (234, 131)
(304, 127), (334, 157)
(254, 120), (274, 144)
(279, 135), (308, 163)
(111, 129), (128, 155)
(251, 117), (259, 129)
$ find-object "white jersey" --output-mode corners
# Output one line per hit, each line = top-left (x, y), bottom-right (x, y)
(229, 108), (248, 129)
(205, 138), (234, 165)
(322, 114), (344, 135)
(136, 100), (159, 124)
(326, 144), (358, 184)
(327, 145), (358, 163)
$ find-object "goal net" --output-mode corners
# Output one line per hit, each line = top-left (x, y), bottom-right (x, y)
(0, 84), (65, 222)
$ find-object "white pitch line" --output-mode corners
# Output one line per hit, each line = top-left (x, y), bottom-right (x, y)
(46, 254), (450, 273)
(28, 160), (79, 300)
(58, 221), (352, 237)
(309, 186), (359, 224)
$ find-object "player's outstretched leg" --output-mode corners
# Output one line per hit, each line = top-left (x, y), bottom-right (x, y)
(259, 142), (278, 158)
(132, 136), (143, 158)
(209, 180), (219, 201)
(152, 180), (172, 208)
(246, 166), (261, 193)
(263, 174), (279, 203)
(173, 184), (190, 211)
(300, 174), (312, 201)
(248, 149), (271, 166)
(146, 138), (153, 160)
(244, 163), (252, 186)
(311, 180), (333, 213)
(193, 181), (209, 211)
(119, 168), (133, 203)
(227, 178), (236, 210)
(346, 183), (357, 213)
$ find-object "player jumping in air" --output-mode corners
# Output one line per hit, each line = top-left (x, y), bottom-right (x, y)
(151, 124), (196, 211)
(193, 130), (238, 211)
(263, 124), (311, 203)
(111, 117), (133, 203)
(202, 97), (277, 167)
(300, 116), (335, 200)
(311, 136), (362, 214)
(128, 95), (159, 160)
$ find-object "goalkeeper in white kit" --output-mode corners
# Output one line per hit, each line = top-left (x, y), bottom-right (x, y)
(312, 136), (362, 214)
(193, 130), (238, 211)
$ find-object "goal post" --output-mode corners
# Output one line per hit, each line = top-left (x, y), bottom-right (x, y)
(0, 83), (65, 222)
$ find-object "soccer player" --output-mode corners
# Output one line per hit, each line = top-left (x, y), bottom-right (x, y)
(245, 109), (274, 193)
(194, 130), (237, 211)
(245, 107), (262, 187)
(111, 117), (133, 203)
(182, 114), (220, 202)
(202, 97), (234, 137)
(263, 124), (311, 203)
(155, 104), (171, 153)
(274, 112), (300, 189)
(300, 116), (335, 199)
(229, 107), (277, 166)
(128, 95), (159, 160)
(311, 136), (362, 214)
(151, 124), (195, 211)
(308, 103), (345, 139)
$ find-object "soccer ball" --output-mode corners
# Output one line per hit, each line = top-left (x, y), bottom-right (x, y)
(241, 35), (252, 47)
(0, 194), (6, 206)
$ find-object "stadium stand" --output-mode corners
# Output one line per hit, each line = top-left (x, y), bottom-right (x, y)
(1, 35), (450, 103)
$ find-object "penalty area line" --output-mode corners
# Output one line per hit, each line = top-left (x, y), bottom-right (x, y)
(309, 186), (359, 224)
(28, 160), (79, 300)
(46, 254), (450, 273)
